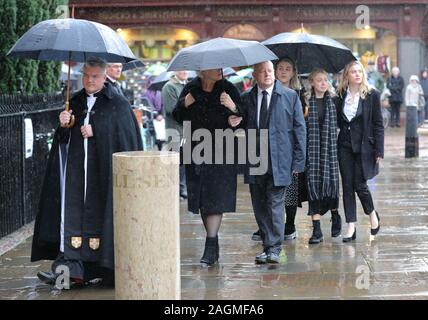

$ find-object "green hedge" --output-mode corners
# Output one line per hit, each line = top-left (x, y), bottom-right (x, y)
(0, 0), (66, 94)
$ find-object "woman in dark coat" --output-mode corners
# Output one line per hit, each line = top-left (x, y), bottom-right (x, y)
(386, 67), (404, 127)
(173, 69), (241, 266)
(335, 61), (384, 242)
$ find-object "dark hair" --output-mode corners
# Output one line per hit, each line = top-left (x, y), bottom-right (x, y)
(84, 56), (107, 72)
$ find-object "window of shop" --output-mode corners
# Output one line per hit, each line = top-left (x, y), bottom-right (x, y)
(117, 27), (199, 62)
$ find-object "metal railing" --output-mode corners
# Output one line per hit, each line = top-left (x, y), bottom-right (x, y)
(0, 93), (64, 238)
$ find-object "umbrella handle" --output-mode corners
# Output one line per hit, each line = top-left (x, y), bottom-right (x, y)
(63, 100), (75, 128)
(63, 52), (75, 128)
(62, 114), (75, 128)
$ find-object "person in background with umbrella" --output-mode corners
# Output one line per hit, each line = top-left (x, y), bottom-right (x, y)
(173, 68), (241, 267)
(335, 61), (384, 242)
(230, 61), (306, 264)
(162, 70), (189, 200)
(32, 57), (143, 287)
(106, 63), (125, 97)
(305, 68), (341, 244)
(144, 75), (163, 114)
(251, 57), (308, 242)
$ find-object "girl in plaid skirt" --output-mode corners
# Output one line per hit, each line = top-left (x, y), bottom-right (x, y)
(305, 69), (342, 244)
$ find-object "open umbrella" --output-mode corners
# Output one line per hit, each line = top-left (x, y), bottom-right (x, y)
(262, 32), (356, 74)
(148, 71), (175, 91)
(122, 59), (145, 71)
(223, 67), (237, 77)
(228, 67), (254, 84)
(143, 63), (167, 76)
(166, 37), (277, 72)
(7, 18), (137, 127)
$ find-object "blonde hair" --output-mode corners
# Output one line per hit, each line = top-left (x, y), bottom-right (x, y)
(274, 58), (301, 90)
(336, 60), (371, 99)
(305, 68), (334, 102)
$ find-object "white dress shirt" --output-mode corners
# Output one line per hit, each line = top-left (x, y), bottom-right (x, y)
(257, 85), (274, 127)
(344, 88), (360, 122)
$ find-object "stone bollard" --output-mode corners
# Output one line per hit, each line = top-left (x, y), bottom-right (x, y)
(113, 151), (180, 300)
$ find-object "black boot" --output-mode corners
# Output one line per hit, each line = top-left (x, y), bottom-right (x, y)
(331, 211), (342, 238)
(309, 220), (323, 244)
(284, 206), (297, 240)
(200, 237), (218, 266)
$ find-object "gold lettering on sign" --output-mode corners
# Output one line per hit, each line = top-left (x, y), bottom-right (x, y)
(297, 6), (387, 19)
(97, 8), (195, 21)
(217, 7), (269, 18)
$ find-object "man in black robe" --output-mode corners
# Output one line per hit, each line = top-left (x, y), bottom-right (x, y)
(31, 57), (143, 288)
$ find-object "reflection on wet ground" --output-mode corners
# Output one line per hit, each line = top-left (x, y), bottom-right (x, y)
(1, 127), (428, 299)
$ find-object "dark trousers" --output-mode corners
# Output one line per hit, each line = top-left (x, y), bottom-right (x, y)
(338, 146), (375, 223)
(425, 101), (428, 120)
(390, 101), (401, 126)
(249, 174), (286, 254)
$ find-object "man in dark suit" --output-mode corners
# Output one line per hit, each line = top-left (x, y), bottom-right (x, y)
(229, 61), (306, 264)
(106, 63), (125, 97)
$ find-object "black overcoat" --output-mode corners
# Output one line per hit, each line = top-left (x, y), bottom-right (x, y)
(335, 89), (384, 180)
(31, 83), (143, 270)
(173, 77), (241, 214)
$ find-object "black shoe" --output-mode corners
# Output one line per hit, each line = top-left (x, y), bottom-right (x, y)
(284, 224), (297, 240)
(180, 191), (188, 199)
(200, 237), (218, 266)
(267, 252), (280, 264)
(343, 229), (357, 243)
(309, 234), (324, 244)
(255, 251), (268, 264)
(251, 229), (262, 241)
(370, 211), (380, 236)
(331, 212), (342, 238)
(396, 123), (401, 128)
(308, 220), (323, 244)
(37, 271), (57, 285)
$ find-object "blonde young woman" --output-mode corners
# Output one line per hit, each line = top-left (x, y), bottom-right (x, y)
(335, 61), (384, 242)
(305, 69), (341, 244)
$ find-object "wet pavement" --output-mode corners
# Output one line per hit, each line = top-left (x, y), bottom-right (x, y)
(1, 125), (428, 300)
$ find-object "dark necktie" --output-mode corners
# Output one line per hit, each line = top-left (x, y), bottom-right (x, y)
(259, 90), (268, 129)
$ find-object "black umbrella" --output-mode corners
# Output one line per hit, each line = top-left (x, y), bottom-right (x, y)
(7, 18), (138, 127)
(262, 32), (356, 74)
(122, 59), (145, 71)
(148, 71), (198, 91)
(148, 71), (175, 91)
(167, 37), (277, 72)
(7, 18), (136, 62)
